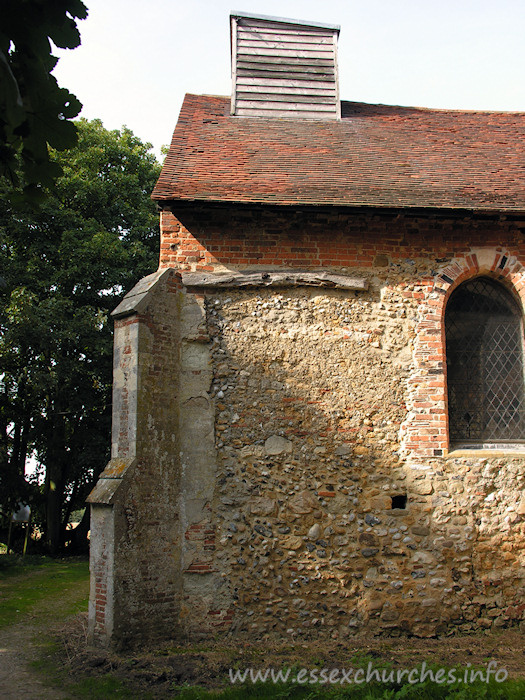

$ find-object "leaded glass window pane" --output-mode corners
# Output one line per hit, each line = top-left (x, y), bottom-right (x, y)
(445, 277), (525, 443)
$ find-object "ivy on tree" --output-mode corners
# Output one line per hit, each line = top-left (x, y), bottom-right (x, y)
(0, 0), (88, 192)
(0, 119), (161, 555)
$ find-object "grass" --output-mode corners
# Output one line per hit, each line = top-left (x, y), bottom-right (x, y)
(168, 670), (525, 699)
(170, 681), (525, 699)
(0, 555), (89, 629)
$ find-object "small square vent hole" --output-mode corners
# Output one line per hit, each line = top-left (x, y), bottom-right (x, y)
(391, 494), (407, 509)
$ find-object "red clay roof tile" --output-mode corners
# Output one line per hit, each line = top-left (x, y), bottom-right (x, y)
(152, 94), (525, 212)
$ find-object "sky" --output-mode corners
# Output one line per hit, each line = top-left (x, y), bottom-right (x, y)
(52, 0), (525, 161)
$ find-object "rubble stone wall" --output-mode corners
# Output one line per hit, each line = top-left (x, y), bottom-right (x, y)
(193, 286), (525, 639)
(163, 206), (525, 639)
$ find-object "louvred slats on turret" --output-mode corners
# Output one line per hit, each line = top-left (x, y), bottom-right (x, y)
(231, 12), (341, 120)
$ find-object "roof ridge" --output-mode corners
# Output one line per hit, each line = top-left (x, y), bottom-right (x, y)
(181, 93), (525, 116)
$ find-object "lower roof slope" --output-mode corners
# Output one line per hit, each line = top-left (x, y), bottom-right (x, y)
(152, 94), (525, 213)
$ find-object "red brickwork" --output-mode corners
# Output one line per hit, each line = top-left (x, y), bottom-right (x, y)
(158, 208), (525, 271)
(184, 517), (216, 574)
(92, 555), (108, 641)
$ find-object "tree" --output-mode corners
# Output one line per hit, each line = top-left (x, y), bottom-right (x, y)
(0, 0), (88, 193)
(0, 119), (160, 554)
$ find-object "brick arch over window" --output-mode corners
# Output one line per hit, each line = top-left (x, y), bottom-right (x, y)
(402, 250), (525, 457)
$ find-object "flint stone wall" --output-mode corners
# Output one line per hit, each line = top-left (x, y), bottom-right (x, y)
(88, 207), (525, 646)
(195, 286), (525, 639)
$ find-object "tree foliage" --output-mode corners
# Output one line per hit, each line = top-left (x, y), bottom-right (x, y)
(0, 119), (160, 554)
(0, 0), (87, 192)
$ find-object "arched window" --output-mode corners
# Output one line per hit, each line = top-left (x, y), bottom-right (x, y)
(445, 277), (525, 443)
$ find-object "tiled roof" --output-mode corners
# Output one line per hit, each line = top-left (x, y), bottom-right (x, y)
(152, 94), (525, 212)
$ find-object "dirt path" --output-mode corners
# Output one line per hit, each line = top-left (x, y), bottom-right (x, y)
(0, 622), (69, 700)
(0, 562), (89, 700)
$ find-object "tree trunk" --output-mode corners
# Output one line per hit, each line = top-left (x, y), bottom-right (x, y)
(44, 406), (67, 556)
(45, 472), (63, 556)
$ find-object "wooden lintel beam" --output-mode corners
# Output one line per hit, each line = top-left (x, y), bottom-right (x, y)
(182, 270), (368, 291)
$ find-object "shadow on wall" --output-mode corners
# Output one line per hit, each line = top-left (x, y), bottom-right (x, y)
(195, 285), (460, 638)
